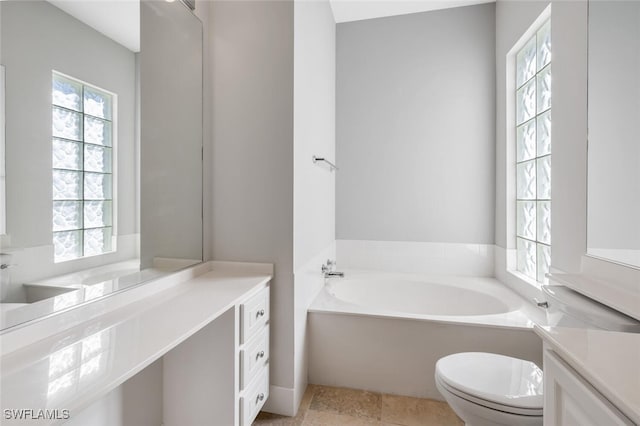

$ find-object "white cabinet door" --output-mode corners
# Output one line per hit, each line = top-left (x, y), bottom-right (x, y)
(543, 350), (634, 426)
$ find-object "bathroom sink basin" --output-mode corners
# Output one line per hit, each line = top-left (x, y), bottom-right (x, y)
(23, 283), (78, 303)
(3, 283), (78, 305)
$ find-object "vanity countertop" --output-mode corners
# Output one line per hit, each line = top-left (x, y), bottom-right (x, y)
(534, 325), (640, 424)
(0, 262), (271, 425)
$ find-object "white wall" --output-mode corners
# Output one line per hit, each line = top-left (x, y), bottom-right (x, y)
(208, 0), (296, 411)
(292, 0), (336, 414)
(335, 4), (496, 244)
(140, 0), (203, 268)
(293, 0), (336, 273)
(0, 1), (137, 298)
(494, 1), (588, 294)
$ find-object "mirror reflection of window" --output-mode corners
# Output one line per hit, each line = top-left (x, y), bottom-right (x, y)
(0, 0), (203, 330)
(84, 282), (109, 301)
(52, 290), (82, 311)
(51, 72), (115, 262)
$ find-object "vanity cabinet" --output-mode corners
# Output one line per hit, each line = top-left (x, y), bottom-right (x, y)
(543, 348), (633, 426)
(1, 262), (273, 426)
(163, 282), (271, 426)
(239, 286), (270, 425)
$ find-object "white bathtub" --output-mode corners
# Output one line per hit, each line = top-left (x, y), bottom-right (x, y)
(308, 271), (546, 400)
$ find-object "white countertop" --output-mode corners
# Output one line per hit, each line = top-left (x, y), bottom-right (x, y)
(0, 262), (271, 425)
(534, 325), (640, 424)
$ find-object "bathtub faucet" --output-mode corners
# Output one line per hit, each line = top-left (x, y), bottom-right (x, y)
(321, 260), (344, 278)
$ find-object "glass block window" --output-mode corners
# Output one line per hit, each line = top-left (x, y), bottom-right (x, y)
(516, 20), (551, 283)
(52, 73), (114, 262)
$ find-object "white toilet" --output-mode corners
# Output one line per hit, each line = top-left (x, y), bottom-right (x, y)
(435, 284), (640, 426)
(436, 352), (543, 426)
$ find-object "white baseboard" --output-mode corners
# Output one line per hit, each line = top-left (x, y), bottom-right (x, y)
(262, 385), (296, 417)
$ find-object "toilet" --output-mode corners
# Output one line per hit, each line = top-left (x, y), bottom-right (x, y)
(435, 284), (640, 426)
(436, 352), (543, 426)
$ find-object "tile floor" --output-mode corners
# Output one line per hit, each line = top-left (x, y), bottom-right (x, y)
(252, 385), (463, 426)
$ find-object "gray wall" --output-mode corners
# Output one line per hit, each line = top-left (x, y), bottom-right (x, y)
(140, 0), (203, 267)
(209, 0), (295, 393)
(0, 1), (137, 248)
(495, 0), (588, 274)
(336, 3), (496, 244)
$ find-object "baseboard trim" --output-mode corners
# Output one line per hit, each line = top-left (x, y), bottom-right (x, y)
(262, 385), (296, 417)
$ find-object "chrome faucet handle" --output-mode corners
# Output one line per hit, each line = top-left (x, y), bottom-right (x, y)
(0, 263), (16, 270)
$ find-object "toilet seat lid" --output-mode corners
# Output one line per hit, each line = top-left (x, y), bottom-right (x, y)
(436, 352), (543, 410)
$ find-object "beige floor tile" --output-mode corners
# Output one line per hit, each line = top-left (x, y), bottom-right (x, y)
(381, 394), (463, 426)
(303, 409), (383, 425)
(309, 386), (382, 420)
(256, 385), (461, 426)
(253, 411), (302, 426)
(299, 384), (318, 413)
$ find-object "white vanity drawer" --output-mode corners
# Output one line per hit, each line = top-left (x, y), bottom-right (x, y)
(240, 328), (269, 390)
(240, 286), (269, 344)
(240, 369), (269, 426)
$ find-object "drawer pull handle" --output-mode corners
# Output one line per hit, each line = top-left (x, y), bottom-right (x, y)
(256, 393), (265, 403)
(256, 309), (265, 318)
(256, 350), (265, 360)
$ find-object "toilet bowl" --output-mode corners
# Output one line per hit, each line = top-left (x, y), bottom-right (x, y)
(435, 284), (640, 426)
(435, 352), (543, 426)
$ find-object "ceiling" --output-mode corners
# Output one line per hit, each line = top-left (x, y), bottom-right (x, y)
(47, 0), (140, 52)
(329, 0), (495, 23)
(46, 0), (495, 51)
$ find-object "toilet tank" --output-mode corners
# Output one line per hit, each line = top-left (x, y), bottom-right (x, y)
(541, 285), (640, 332)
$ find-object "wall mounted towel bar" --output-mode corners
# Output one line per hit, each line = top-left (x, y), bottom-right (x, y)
(312, 156), (338, 171)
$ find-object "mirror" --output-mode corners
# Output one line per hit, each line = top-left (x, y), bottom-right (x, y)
(587, 0), (640, 269)
(0, 0), (203, 330)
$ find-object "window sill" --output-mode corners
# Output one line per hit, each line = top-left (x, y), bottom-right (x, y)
(506, 269), (543, 291)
